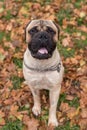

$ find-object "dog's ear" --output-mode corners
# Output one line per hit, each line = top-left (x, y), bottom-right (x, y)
(25, 21), (32, 43)
(25, 20), (32, 30)
(53, 22), (60, 39)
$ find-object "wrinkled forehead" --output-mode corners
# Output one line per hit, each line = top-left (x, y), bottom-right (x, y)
(26, 20), (57, 31)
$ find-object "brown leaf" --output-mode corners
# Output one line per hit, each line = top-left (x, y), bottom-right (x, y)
(60, 102), (70, 112)
(81, 108), (87, 118)
(47, 125), (55, 130)
(31, 3), (41, 10)
(78, 118), (87, 130)
(80, 60), (86, 67)
(39, 121), (47, 130)
(12, 40), (20, 47)
(4, 98), (13, 105)
(66, 95), (74, 101)
(19, 7), (28, 15)
(23, 115), (39, 130)
(67, 107), (80, 120)
(80, 91), (87, 108)
(15, 113), (23, 121)
(79, 25), (87, 33)
(27, 119), (39, 130)
(0, 117), (5, 126)
(80, 77), (87, 93)
(62, 37), (70, 47)
(10, 105), (19, 112)
(79, 11), (86, 18)
(6, 23), (13, 31)
(0, 111), (5, 118)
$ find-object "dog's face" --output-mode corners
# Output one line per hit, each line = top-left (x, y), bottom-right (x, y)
(25, 20), (59, 59)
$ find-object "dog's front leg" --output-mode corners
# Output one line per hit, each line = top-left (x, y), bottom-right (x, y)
(30, 87), (41, 116)
(48, 86), (61, 126)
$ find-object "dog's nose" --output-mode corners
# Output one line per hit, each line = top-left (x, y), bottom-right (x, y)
(39, 33), (48, 41)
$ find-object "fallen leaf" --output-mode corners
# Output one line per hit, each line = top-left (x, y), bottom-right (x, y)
(10, 105), (19, 112)
(62, 38), (70, 47)
(66, 95), (74, 101)
(23, 115), (39, 130)
(79, 11), (86, 18)
(80, 78), (87, 93)
(0, 53), (5, 62)
(0, 117), (5, 126)
(79, 25), (87, 33)
(78, 118), (87, 130)
(80, 91), (87, 108)
(6, 23), (13, 31)
(19, 7), (28, 15)
(80, 60), (85, 66)
(60, 102), (70, 112)
(81, 108), (87, 118)
(16, 113), (23, 121)
(47, 125), (55, 130)
(67, 107), (80, 119)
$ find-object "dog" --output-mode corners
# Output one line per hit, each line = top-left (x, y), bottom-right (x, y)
(23, 20), (64, 127)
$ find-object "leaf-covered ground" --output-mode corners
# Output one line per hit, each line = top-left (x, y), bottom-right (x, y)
(0, 0), (87, 130)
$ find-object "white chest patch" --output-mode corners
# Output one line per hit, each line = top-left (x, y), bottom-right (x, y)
(30, 76), (53, 89)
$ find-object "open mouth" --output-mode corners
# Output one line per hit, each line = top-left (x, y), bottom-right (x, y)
(38, 48), (48, 55)
(30, 47), (52, 59)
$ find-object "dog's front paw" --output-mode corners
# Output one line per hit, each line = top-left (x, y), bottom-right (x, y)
(32, 105), (41, 116)
(48, 118), (58, 127)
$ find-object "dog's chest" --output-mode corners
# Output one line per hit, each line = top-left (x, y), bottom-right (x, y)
(23, 67), (63, 90)
(31, 75), (53, 89)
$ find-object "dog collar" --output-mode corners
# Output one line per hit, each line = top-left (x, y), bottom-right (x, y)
(24, 60), (61, 72)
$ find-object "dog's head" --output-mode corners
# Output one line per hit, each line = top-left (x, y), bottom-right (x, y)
(25, 20), (60, 59)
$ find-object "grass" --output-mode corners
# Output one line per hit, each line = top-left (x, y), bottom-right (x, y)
(63, 26), (87, 35)
(0, 53), (5, 61)
(0, 31), (11, 42)
(11, 75), (24, 89)
(74, 39), (87, 49)
(1, 120), (80, 130)
(66, 0), (86, 8)
(55, 121), (80, 130)
(58, 93), (80, 109)
(38, 107), (49, 124)
(0, 32), (4, 41)
(18, 104), (31, 114)
(58, 93), (67, 107)
(41, 0), (52, 5)
(5, 33), (11, 41)
(68, 97), (80, 108)
(58, 26), (87, 58)
(21, 0), (52, 5)
(57, 8), (73, 26)
(77, 17), (86, 26)
(57, 43), (75, 58)
(4, 10), (13, 21)
(63, 26), (76, 34)
(0, 0), (4, 1)
(57, 0), (87, 30)
(13, 58), (23, 68)
(1, 120), (23, 130)
(74, 0), (85, 8)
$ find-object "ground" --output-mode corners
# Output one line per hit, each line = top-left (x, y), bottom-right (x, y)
(0, 0), (87, 130)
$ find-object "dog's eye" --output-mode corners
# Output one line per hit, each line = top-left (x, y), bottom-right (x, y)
(47, 27), (55, 34)
(29, 27), (38, 35)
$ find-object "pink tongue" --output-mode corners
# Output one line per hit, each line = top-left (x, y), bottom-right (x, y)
(38, 48), (48, 54)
